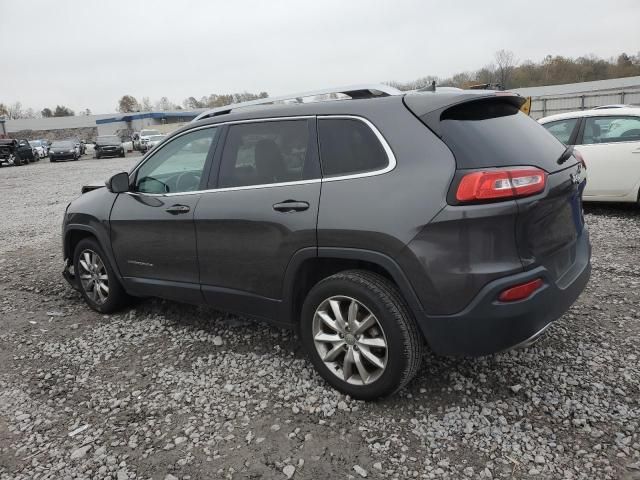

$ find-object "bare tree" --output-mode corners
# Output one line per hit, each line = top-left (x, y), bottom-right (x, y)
(8, 102), (23, 119)
(140, 97), (153, 111)
(494, 50), (517, 89)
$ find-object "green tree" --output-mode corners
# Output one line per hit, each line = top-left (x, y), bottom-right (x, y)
(53, 105), (74, 117)
(41, 107), (53, 118)
(118, 95), (139, 113)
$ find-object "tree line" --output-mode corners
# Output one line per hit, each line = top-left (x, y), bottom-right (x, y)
(116, 91), (269, 113)
(0, 102), (88, 119)
(388, 50), (640, 91)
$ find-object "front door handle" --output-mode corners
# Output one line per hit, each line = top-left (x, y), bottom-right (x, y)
(273, 200), (310, 213)
(165, 204), (191, 215)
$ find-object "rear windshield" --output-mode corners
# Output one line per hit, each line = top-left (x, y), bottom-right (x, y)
(438, 99), (567, 172)
(52, 141), (73, 148)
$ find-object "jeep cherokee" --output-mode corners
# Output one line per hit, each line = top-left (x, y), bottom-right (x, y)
(61, 85), (591, 399)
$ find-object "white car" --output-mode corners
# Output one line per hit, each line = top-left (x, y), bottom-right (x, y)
(141, 134), (166, 152)
(539, 107), (640, 203)
(133, 129), (161, 151)
(28, 140), (47, 159)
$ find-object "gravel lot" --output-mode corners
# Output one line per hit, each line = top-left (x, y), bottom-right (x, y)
(0, 156), (639, 480)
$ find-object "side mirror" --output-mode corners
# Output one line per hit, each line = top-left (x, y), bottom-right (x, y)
(106, 171), (130, 193)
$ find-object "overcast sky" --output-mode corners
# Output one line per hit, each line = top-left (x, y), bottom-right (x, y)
(1, 0), (638, 114)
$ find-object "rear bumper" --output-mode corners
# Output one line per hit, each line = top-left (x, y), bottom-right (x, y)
(419, 229), (591, 357)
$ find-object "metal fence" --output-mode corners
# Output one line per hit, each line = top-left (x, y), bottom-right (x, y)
(531, 89), (640, 119)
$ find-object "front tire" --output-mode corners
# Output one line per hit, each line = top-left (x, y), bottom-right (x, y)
(301, 270), (423, 400)
(73, 238), (131, 313)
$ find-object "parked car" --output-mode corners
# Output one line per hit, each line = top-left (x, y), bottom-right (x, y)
(37, 139), (51, 155)
(0, 138), (35, 166)
(539, 106), (640, 203)
(66, 137), (86, 155)
(62, 86), (591, 399)
(140, 134), (166, 152)
(49, 140), (80, 162)
(29, 139), (47, 159)
(133, 129), (161, 151)
(94, 135), (125, 158)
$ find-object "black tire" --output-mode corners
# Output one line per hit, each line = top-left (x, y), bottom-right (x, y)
(300, 270), (423, 400)
(73, 237), (131, 313)
(95, 153), (101, 159)
(50, 158), (56, 162)
(14, 154), (23, 166)
(119, 150), (125, 158)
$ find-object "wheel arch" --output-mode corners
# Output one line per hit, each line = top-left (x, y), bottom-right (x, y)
(63, 224), (122, 280)
(281, 247), (425, 327)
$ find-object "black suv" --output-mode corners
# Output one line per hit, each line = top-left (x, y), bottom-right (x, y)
(94, 135), (125, 159)
(62, 85), (591, 399)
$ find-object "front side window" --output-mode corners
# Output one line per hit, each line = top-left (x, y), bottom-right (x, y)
(135, 127), (218, 194)
(542, 118), (579, 145)
(582, 116), (640, 145)
(318, 118), (389, 177)
(218, 120), (317, 188)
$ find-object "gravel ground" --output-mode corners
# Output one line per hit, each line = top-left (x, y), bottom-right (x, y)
(0, 157), (639, 480)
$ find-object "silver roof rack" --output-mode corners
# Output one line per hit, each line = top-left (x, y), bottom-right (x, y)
(191, 83), (402, 122)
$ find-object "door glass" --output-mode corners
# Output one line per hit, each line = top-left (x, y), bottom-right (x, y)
(318, 118), (389, 177)
(218, 120), (317, 188)
(135, 128), (218, 194)
(582, 116), (640, 145)
(542, 118), (579, 144)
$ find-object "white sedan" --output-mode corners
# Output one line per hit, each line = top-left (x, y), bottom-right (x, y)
(539, 107), (640, 203)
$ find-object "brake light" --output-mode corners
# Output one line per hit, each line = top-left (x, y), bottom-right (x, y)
(572, 149), (587, 169)
(498, 278), (544, 302)
(456, 167), (546, 203)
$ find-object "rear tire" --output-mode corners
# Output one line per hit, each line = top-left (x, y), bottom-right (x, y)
(301, 270), (423, 400)
(73, 237), (131, 313)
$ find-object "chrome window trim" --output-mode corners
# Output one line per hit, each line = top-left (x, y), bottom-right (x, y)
(126, 114), (395, 197)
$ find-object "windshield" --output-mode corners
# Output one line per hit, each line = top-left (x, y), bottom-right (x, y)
(141, 130), (160, 136)
(30, 140), (42, 147)
(149, 135), (165, 141)
(97, 136), (120, 142)
(52, 141), (73, 148)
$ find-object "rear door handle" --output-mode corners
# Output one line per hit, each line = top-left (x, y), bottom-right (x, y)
(272, 200), (310, 212)
(165, 204), (190, 215)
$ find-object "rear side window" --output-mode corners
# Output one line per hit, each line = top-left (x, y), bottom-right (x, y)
(318, 118), (389, 177)
(438, 99), (566, 172)
(542, 118), (579, 145)
(581, 116), (640, 145)
(218, 120), (317, 188)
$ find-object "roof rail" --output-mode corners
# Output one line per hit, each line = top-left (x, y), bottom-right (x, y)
(191, 84), (402, 122)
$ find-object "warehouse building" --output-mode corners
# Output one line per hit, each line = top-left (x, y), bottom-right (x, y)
(4, 110), (201, 142)
(512, 75), (640, 119)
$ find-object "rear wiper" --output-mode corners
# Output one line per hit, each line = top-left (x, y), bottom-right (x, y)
(557, 145), (574, 165)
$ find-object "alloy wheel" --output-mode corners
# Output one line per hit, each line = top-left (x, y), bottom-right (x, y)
(77, 249), (109, 304)
(312, 295), (388, 385)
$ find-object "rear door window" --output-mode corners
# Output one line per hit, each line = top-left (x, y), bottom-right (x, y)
(542, 118), (579, 145)
(317, 118), (389, 177)
(218, 119), (317, 188)
(580, 116), (640, 145)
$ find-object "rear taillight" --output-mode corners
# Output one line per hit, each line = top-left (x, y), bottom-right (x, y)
(498, 278), (544, 302)
(572, 149), (587, 169)
(456, 167), (547, 203)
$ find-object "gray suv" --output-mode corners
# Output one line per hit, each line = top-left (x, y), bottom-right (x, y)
(62, 85), (591, 399)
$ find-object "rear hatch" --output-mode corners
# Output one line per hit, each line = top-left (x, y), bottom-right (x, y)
(404, 92), (587, 285)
